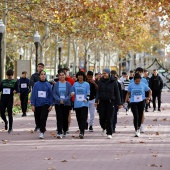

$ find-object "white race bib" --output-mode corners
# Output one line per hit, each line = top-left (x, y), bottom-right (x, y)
(60, 95), (65, 99)
(21, 83), (27, 88)
(3, 88), (10, 94)
(134, 95), (142, 102)
(38, 91), (46, 98)
(76, 94), (84, 101)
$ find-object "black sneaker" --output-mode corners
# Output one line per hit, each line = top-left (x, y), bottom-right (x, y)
(22, 113), (27, 117)
(145, 109), (149, 112)
(5, 121), (8, 130)
(112, 129), (116, 133)
(89, 125), (93, 132)
(63, 132), (67, 137)
(79, 132), (84, 139)
(158, 108), (161, 112)
(8, 128), (13, 133)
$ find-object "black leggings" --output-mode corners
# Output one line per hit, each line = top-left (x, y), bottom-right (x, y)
(0, 99), (13, 129)
(130, 101), (145, 131)
(35, 105), (49, 133)
(20, 94), (28, 113)
(75, 107), (88, 134)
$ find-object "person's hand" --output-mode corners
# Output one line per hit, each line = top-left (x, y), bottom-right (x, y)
(13, 90), (16, 94)
(18, 93), (20, 96)
(118, 105), (123, 109)
(83, 99), (87, 103)
(70, 92), (74, 97)
(94, 103), (97, 107)
(60, 100), (64, 104)
(146, 99), (149, 104)
(48, 106), (53, 112)
(32, 105), (35, 112)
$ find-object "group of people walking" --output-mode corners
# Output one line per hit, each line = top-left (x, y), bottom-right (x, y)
(0, 63), (164, 140)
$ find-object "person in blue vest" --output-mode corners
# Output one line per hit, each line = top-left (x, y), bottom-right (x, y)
(17, 71), (31, 117)
(0, 69), (18, 133)
(125, 73), (152, 137)
(70, 71), (90, 139)
(53, 70), (72, 139)
(31, 70), (53, 139)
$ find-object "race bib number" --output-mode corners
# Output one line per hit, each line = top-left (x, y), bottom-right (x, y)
(3, 88), (10, 94)
(76, 94), (84, 101)
(134, 95), (142, 102)
(60, 95), (65, 99)
(21, 83), (27, 88)
(38, 91), (46, 98)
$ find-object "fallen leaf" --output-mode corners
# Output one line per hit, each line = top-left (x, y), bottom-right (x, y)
(120, 141), (126, 143)
(156, 132), (160, 135)
(47, 168), (56, 170)
(148, 164), (159, 167)
(45, 158), (52, 160)
(61, 160), (68, 162)
(50, 132), (55, 136)
(152, 155), (157, 157)
(162, 118), (167, 121)
(72, 156), (76, 159)
(153, 119), (157, 121)
(30, 130), (34, 133)
(139, 141), (145, 144)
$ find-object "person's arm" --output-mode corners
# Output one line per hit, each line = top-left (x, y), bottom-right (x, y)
(13, 80), (19, 93)
(146, 89), (152, 104)
(114, 81), (122, 106)
(63, 82), (71, 103)
(30, 74), (35, 88)
(30, 85), (36, 111)
(125, 92), (130, 103)
(159, 76), (164, 90)
(52, 83), (60, 103)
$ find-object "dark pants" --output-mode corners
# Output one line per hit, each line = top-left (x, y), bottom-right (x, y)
(113, 104), (118, 130)
(98, 100), (115, 135)
(0, 98), (13, 129)
(152, 90), (161, 109)
(75, 107), (88, 134)
(35, 104), (49, 133)
(20, 94), (28, 113)
(130, 101), (145, 131)
(55, 104), (69, 134)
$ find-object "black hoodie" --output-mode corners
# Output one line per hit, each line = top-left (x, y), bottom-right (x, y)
(95, 76), (121, 105)
(149, 74), (163, 91)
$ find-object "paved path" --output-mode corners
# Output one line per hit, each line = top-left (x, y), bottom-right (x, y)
(0, 92), (170, 170)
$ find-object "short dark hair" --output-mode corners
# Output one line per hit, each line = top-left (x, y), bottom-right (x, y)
(153, 69), (157, 71)
(6, 69), (14, 76)
(58, 70), (66, 75)
(135, 67), (143, 73)
(87, 71), (93, 76)
(111, 70), (117, 76)
(144, 69), (148, 73)
(38, 70), (46, 76)
(63, 67), (70, 71)
(122, 72), (127, 75)
(134, 73), (141, 80)
(37, 63), (44, 67)
(76, 71), (86, 81)
(130, 70), (133, 73)
(22, 71), (27, 74)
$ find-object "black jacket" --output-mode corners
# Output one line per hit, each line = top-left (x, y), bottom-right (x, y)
(149, 74), (163, 91)
(30, 72), (40, 87)
(95, 76), (121, 105)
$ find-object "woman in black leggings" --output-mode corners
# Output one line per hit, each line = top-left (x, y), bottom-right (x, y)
(125, 73), (152, 137)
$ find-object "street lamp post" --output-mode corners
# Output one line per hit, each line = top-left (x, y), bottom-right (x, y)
(87, 49), (91, 71)
(33, 31), (40, 72)
(58, 41), (62, 69)
(19, 47), (24, 60)
(0, 19), (5, 83)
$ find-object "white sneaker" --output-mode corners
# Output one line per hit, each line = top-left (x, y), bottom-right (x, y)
(134, 130), (140, 137)
(101, 129), (106, 136)
(57, 134), (62, 139)
(126, 111), (129, 115)
(39, 132), (44, 139)
(107, 135), (112, 139)
(140, 124), (145, 133)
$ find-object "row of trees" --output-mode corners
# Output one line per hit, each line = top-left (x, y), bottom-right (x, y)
(0, 0), (169, 75)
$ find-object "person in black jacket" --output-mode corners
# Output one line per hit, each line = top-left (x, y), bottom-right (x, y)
(95, 68), (122, 139)
(18, 71), (31, 117)
(149, 69), (163, 112)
